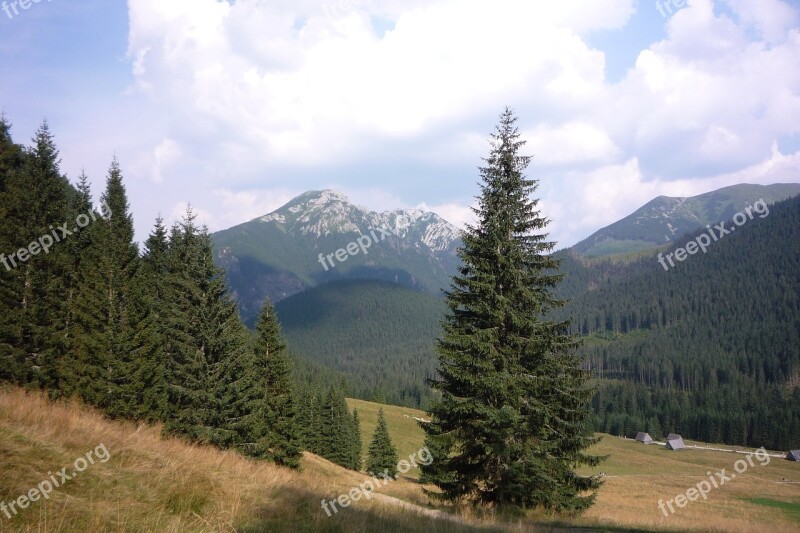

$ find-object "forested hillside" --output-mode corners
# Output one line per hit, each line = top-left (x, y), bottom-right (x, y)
(553, 195), (800, 449)
(276, 280), (447, 407)
(0, 119), (366, 474)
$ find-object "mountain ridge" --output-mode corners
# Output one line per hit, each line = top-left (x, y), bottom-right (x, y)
(569, 183), (800, 257)
(212, 189), (461, 325)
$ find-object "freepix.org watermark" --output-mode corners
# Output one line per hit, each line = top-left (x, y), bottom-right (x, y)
(0, 201), (111, 272)
(2, 0), (53, 20)
(317, 227), (393, 272)
(320, 446), (433, 517)
(657, 199), (768, 272)
(1, 443), (111, 521)
(657, 447), (770, 517)
(655, 0), (687, 19)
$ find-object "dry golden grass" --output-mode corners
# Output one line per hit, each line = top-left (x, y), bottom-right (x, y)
(572, 435), (800, 532)
(0, 386), (496, 532)
(352, 400), (800, 532)
(3, 386), (800, 532)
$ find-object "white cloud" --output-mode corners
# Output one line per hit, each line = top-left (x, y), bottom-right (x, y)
(126, 0), (634, 167)
(524, 121), (621, 166)
(726, 0), (800, 44)
(114, 0), (800, 246)
(151, 138), (181, 184)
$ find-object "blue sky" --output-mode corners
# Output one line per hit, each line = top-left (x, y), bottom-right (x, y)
(2, 0), (799, 248)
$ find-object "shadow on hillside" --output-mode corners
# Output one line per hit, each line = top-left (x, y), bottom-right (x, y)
(236, 485), (650, 533)
(237, 484), (501, 532)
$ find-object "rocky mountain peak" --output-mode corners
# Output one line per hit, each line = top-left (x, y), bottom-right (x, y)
(256, 190), (461, 252)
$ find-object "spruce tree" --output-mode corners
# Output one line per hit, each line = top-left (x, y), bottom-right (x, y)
(309, 390), (326, 453)
(69, 159), (139, 414)
(3, 122), (71, 389)
(318, 387), (357, 469)
(230, 295), (301, 468)
(101, 161), (141, 416)
(420, 108), (603, 512)
(350, 408), (362, 471)
(366, 408), (398, 477)
(0, 117), (27, 382)
(162, 214), (247, 447)
(294, 385), (316, 450)
(126, 217), (171, 421)
(59, 171), (98, 396)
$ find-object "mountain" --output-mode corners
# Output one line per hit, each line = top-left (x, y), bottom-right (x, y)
(551, 193), (800, 449)
(211, 183), (800, 447)
(212, 190), (461, 325)
(570, 183), (800, 257)
(268, 187), (800, 449)
(275, 279), (447, 408)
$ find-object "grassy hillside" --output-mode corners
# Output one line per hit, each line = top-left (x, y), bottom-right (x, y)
(347, 398), (430, 476)
(3, 386), (800, 532)
(0, 387), (490, 532)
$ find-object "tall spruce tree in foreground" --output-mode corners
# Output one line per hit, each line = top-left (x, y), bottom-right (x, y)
(6, 123), (71, 389)
(126, 217), (171, 421)
(366, 408), (398, 477)
(69, 160), (139, 414)
(0, 117), (28, 383)
(421, 108), (603, 512)
(231, 295), (302, 468)
(163, 214), (247, 447)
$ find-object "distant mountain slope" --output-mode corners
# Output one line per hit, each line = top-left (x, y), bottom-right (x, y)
(570, 183), (800, 257)
(552, 194), (800, 449)
(213, 190), (461, 325)
(275, 280), (447, 408)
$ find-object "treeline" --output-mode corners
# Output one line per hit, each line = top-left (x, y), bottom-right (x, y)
(295, 385), (362, 470)
(553, 195), (800, 450)
(0, 118), (361, 471)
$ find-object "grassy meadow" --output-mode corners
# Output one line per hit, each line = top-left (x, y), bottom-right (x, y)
(1, 386), (799, 532)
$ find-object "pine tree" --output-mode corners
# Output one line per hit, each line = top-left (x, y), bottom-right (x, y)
(294, 385), (317, 450)
(318, 387), (358, 469)
(69, 159), (139, 414)
(126, 217), (171, 421)
(162, 214), (246, 447)
(230, 295), (301, 468)
(310, 390), (326, 453)
(100, 160), (141, 416)
(420, 108), (603, 512)
(59, 171), (99, 396)
(0, 116), (28, 382)
(350, 408), (362, 471)
(2, 122), (71, 389)
(366, 408), (398, 477)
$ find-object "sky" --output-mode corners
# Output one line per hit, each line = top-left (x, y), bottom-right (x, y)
(1, 0), (799, 249)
